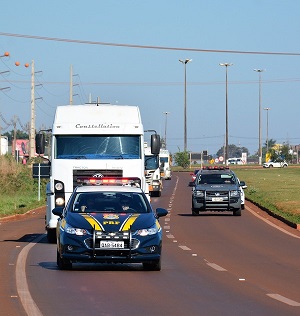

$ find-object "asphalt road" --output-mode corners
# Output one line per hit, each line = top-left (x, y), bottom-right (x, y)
(1, 172), (300, 315)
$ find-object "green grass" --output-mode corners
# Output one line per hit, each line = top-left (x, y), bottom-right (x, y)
(233, 166), (300, 224)
(0, 155), (46, 218)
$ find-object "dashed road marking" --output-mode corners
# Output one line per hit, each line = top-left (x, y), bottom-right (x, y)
(179, 245), (191, 251)
(267, 294), (300, 306)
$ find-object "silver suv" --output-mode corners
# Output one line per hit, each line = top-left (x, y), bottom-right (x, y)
(189, 166), (246, 216)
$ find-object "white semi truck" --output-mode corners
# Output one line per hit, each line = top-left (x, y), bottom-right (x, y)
(36, 104), (160, 242)
(144, 145), (162, 197)
(159, 149), (172, 180)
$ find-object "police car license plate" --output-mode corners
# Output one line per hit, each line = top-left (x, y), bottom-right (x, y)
(100, 241), (124, 249)
(212, 197), (223, 202)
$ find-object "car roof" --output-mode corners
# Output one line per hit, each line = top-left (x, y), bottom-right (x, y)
(199, 169), (233, 175)
(74, 185), (143, 194)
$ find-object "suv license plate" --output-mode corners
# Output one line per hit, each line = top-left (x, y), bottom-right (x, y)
(100, 241), (124, 249)
(212, 197), (223, 202)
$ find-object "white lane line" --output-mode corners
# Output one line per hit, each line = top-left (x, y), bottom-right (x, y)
(179, 245), (191, 251)
(166, 234), (175, 238)
(16, 234), (45, 316)
(267, 294), (300, 306)
(206, 262), (227, 271)
(246, 205), (300, 239)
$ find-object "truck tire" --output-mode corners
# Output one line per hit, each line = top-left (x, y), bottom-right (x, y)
(47, 229), (57, 243)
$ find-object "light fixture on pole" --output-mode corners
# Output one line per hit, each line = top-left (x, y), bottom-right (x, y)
(219, 63), (233, 164)
(179, 59), (192, 152)
(254, 68), (265, 165)
(163, 112), (170, 148)
(264, 107), (271, 154)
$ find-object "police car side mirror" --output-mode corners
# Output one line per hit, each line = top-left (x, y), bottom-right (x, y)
(52, 207), (64, 217)
(189, 181), (196, 187)
(239, 181), (247, 189)
(156, 208), (168, 218)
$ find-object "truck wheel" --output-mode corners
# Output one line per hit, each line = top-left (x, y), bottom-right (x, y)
(233, 209), (241, 216)
(47, 229), (57, 243)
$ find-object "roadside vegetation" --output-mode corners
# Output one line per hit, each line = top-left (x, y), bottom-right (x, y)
(0, 155), (46, 218)
(233, 166), (300, 225)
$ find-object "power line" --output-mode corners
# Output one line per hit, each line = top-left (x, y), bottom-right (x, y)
(1, 32), (300, 56)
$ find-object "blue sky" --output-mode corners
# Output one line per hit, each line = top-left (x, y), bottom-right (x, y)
(1, 0), (300, 156)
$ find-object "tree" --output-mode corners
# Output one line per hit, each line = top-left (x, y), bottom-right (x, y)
(216, 144), (249, 158)
(173, 150), (190, 168)
(268, 143), (293, 162)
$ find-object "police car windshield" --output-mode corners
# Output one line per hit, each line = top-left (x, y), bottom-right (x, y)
(197, 174), (235, 185)
(72, 192), (150, 214)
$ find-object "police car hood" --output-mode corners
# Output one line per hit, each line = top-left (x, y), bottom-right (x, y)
(196, 184), (238, 191)
(67, 212), (156, 232)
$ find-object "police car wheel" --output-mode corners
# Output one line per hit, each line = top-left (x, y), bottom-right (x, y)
(143, 259), (161, 271)
(192, 204), (199, 216)
(233, 209), (242, 216)
(57, 251), (72, 270)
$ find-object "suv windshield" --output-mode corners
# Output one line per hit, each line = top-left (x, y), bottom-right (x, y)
(72, 192), (150, 214)
(196, 173), (236, 185)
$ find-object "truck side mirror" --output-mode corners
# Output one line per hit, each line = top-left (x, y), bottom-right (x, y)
(35, 134), (45, 155)
(151, 134), (160, 155)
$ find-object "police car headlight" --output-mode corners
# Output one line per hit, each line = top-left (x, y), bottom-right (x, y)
(135, 225), (158, 236)
(65, 223), (88, 236)
(195, 190), (204, 197)
(230, 190), (240, 197)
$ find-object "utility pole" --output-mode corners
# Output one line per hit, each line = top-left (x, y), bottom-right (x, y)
(70, 64), (73, 105)
(29, 60), (36, 159)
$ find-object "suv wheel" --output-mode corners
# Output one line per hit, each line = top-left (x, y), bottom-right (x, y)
(233, 209), (241, 216)
(192, 204), (199, 216)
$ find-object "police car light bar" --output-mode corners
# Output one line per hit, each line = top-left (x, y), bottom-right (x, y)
(76, 177), (141, 187)
(202, 166), (229, 170)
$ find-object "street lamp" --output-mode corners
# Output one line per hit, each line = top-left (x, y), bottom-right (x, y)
(163, 112), (170, 148)
(179, 59), (192, 151)
(264, 107), (271, 154)
(219, 63), (233, 164)
(254, 68), (265, 165)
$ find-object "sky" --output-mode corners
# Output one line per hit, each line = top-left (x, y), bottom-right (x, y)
(1, 0), (300, 156)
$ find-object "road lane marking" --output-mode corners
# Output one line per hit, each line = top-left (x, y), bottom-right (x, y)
(205, 260), (227, 271)
(16, 234), (45, 316)
(267, 294), (300, 306)
(179, 245), (191, 251)
(166, 234), (175, 238)
(246, 205), (300, 239)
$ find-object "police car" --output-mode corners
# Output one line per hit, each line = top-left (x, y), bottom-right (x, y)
(53, 177), (168, 271)
(189, 166), (247, 216)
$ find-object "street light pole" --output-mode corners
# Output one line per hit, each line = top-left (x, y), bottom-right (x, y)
(219, 63), (233, 164)
(163, 112), (170, 149)
(264, 107), (271, 154)
(179, 59), (192, 152)
(254, 69), (265, 165)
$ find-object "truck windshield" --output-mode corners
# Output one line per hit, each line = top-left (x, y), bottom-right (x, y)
(145, 155), (159, 170)
(55, 135), (141, 159)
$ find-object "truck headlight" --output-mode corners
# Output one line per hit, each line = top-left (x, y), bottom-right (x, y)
(55, 197), (65, 206)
